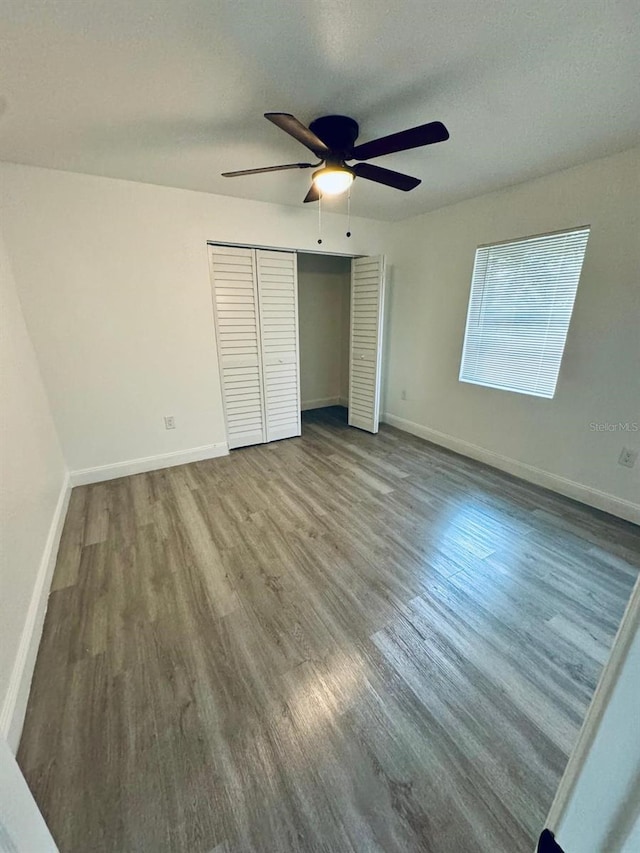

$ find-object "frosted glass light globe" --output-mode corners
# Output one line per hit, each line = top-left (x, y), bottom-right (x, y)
(312, 167), (354, 196)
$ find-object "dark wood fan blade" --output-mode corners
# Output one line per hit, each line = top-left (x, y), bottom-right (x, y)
(222, 162), (315, 177)
(265, 113), (330, 156)
(351, 121), (449, 161)
(352, 162), (421, 191)
(303, 184), (322, 203)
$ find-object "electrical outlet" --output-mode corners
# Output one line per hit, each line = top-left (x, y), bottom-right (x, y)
(401, 389), (407, 401)
(618, 447), (637, 469)
(164, 416), (176, 430)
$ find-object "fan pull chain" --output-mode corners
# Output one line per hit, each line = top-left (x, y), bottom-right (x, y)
(317, 195), (323, 245)
(346, 187), (352, 238)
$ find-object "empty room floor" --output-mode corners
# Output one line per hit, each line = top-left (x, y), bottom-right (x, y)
(18, 407), (640, 853)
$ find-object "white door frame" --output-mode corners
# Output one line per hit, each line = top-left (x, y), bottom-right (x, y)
(0, 736), (58, 851)
(544, 572), (640, 852)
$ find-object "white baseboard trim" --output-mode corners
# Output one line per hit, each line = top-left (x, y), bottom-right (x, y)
(338, 397), (349, 408)
(301, 397), (340, 411)
(0, 472), (71, 752)
(70, 442), (229, 486)
(382, 412), (640, 525)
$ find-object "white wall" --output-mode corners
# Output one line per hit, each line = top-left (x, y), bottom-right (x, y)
(549, 574), (640, 852)
(0, 231), (68, 751)
(0, 164), (393, 477)
(297, 253), (350, 408)
(384, 147), (640, 521)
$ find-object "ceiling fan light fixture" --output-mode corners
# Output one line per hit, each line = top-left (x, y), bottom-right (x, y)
(312, 166), (354, 196)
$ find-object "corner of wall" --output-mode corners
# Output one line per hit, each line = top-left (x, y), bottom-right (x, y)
(0, 473), (71, 752)
(381, 412), (640, 525)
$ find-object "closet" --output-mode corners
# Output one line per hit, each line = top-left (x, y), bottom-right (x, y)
(209, 244), (385, 450)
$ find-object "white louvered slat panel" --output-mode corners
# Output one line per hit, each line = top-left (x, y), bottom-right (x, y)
(349, 255), (385, 434)
(265, 374), (297, 385)
(256, 250), (301, 442)
(209, 246), (266, 449)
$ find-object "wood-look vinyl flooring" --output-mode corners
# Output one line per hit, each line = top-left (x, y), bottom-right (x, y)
(18, 407), (640, 853)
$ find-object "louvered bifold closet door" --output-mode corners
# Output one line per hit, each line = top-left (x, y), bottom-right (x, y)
(256, 250), (301, 442)
(349, 255), (385, 433)
(210, 246), (266, 449)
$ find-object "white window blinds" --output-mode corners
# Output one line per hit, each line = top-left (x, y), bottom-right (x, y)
(459, 227), (590, 399)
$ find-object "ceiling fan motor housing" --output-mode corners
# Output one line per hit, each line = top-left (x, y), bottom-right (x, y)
(309, 115), (360, 158)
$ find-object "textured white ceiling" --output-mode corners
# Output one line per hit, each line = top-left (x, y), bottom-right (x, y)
(1, 0), (638, 220)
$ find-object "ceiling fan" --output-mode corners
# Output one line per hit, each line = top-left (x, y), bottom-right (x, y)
(222, 113), (449, 203)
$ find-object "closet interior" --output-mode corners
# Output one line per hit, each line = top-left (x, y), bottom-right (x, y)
(297, 252), (351, 414)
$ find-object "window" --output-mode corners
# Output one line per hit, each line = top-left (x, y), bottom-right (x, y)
(459, 226), (590, 399)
